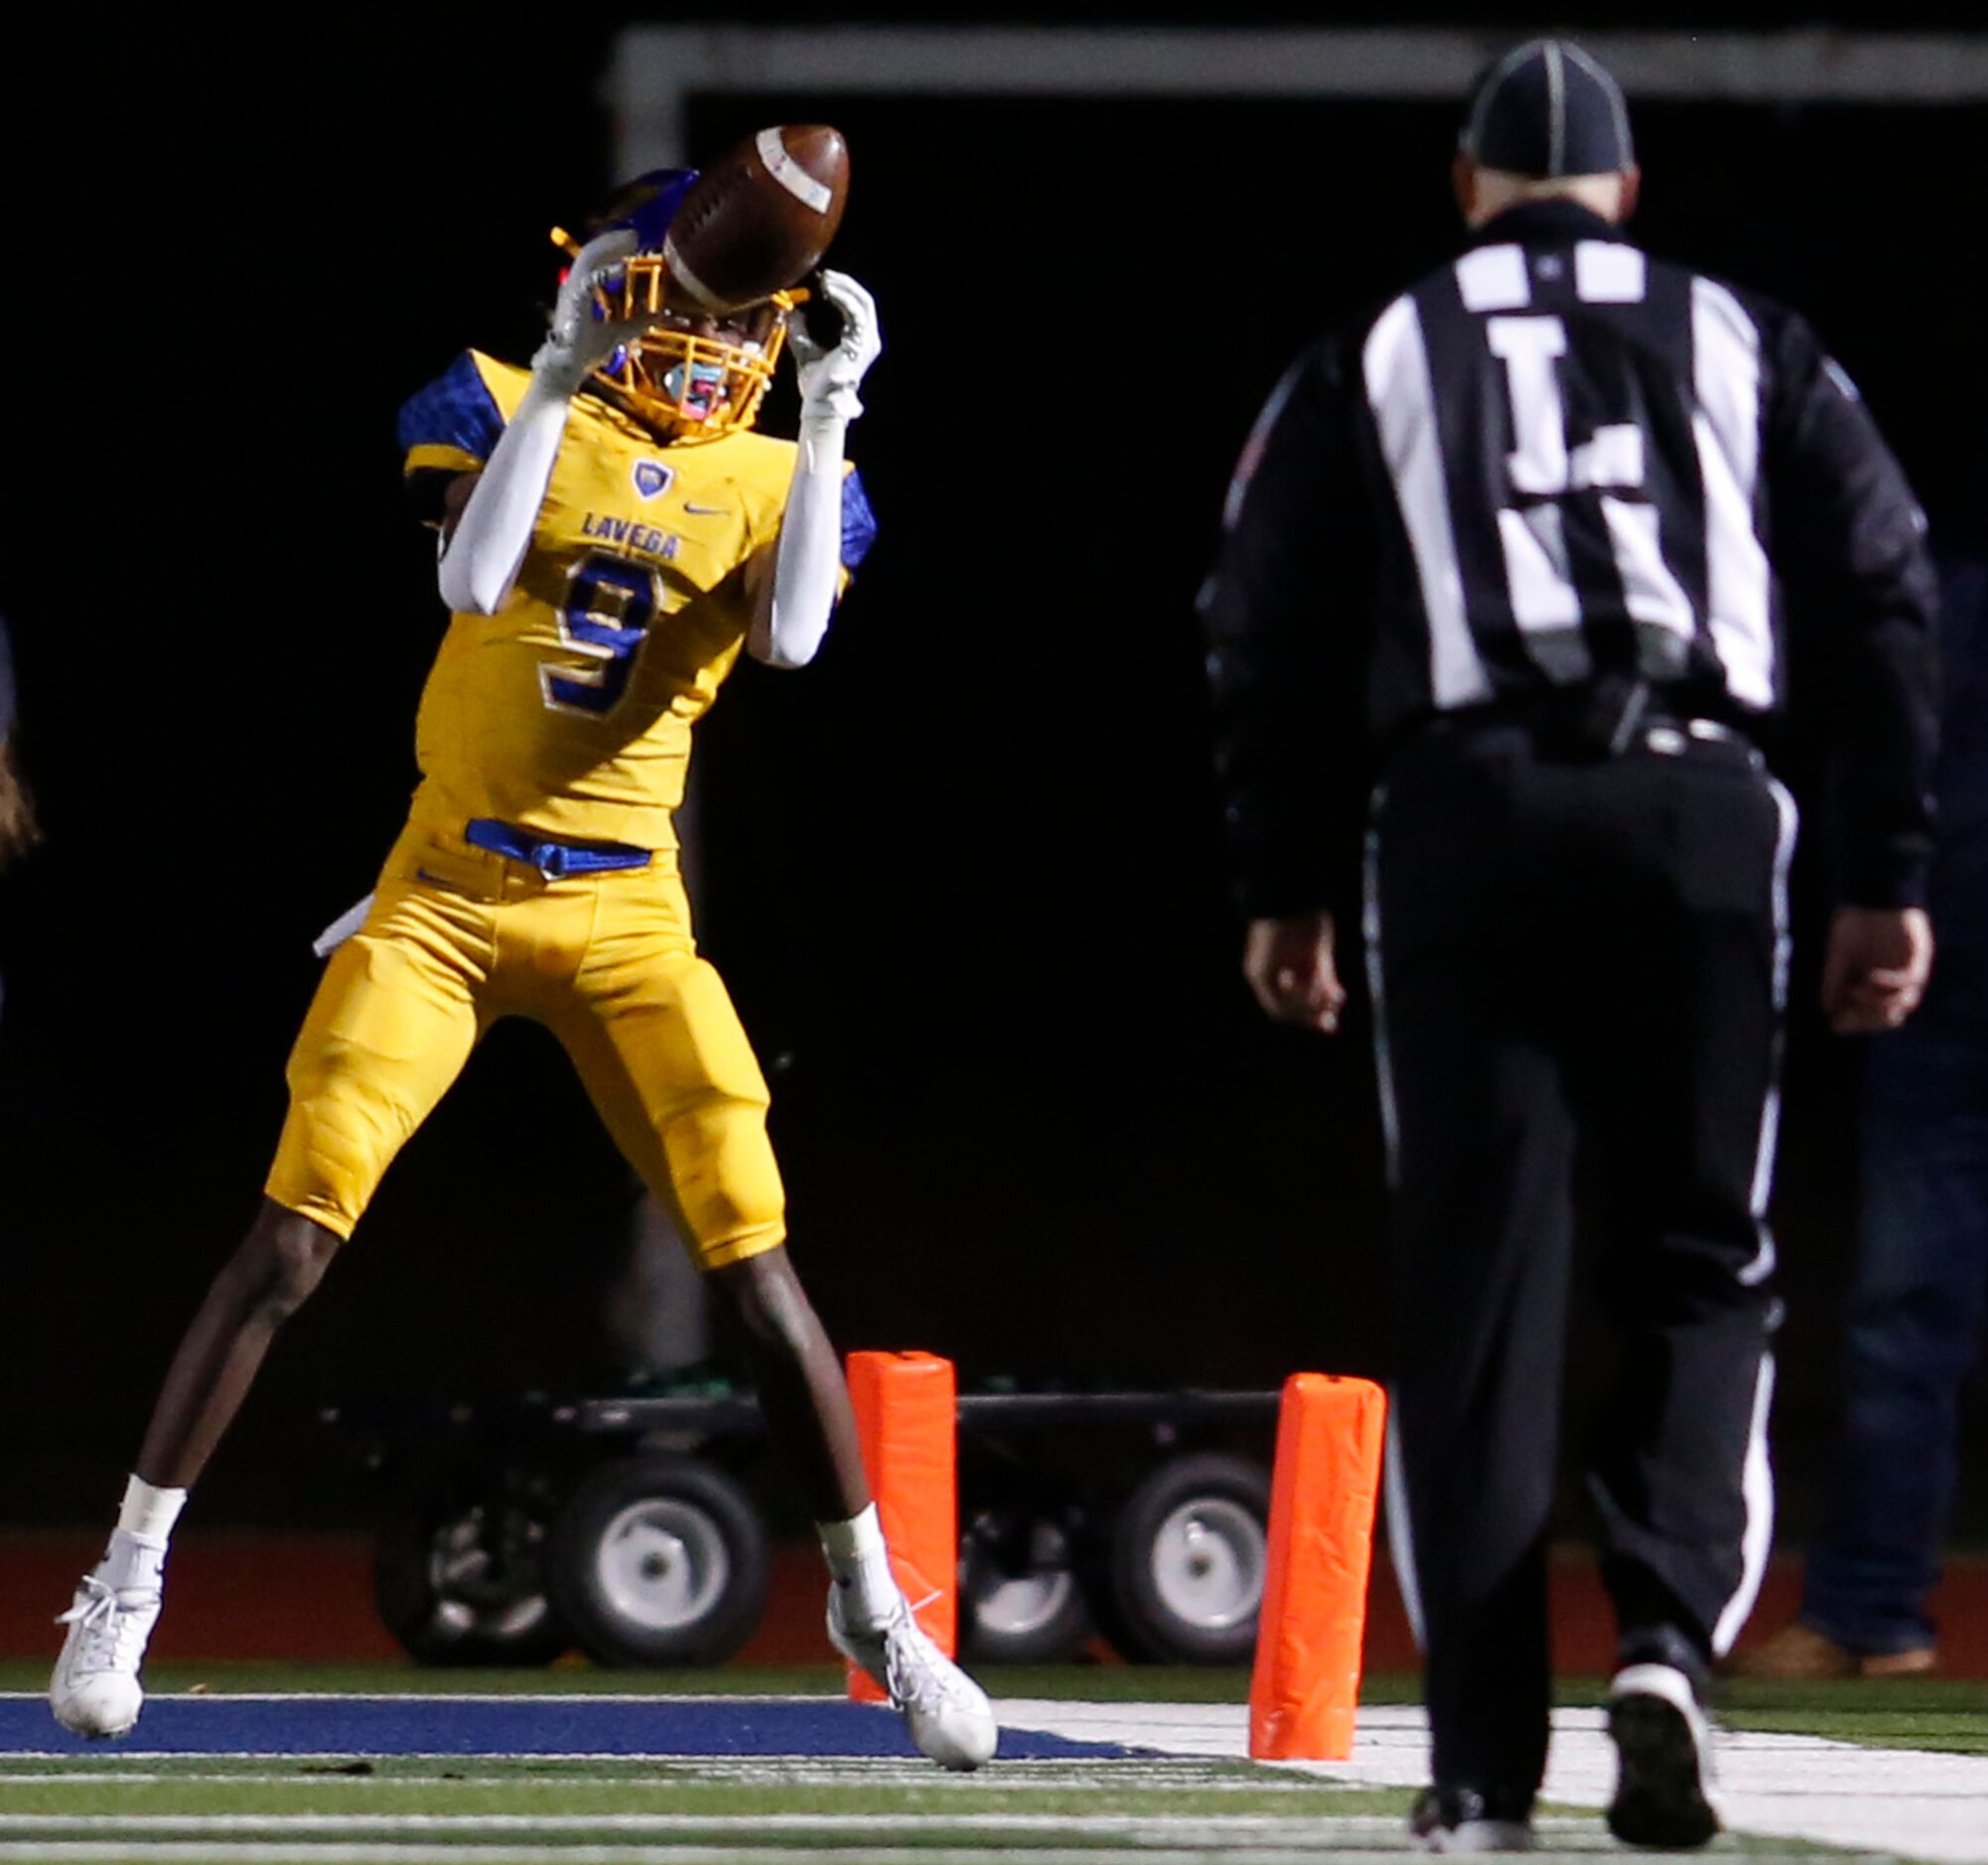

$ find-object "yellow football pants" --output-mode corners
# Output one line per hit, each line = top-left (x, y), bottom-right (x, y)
(265, 818), (784, 1266)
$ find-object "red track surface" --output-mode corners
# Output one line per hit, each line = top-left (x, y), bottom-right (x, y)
(7, 1534), (1985, 1676)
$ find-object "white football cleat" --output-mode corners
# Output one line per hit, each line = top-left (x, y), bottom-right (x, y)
(52, 1570), (161, 1738)
(827, 1587), (999, 1771)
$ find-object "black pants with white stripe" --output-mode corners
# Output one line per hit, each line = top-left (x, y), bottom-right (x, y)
(1368, 717), (1786, 1800)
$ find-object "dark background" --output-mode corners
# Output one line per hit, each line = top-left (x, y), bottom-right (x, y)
(1, 11), (1983, 1537)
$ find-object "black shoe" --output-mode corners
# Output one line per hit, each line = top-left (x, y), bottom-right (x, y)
(1607, 1656), (1720, 1850)
(1617, 1622), (1712, 1692)
(1409, 1785), (1534, 1853)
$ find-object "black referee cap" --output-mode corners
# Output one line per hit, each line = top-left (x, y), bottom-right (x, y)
(1460, 39), (1634, 179)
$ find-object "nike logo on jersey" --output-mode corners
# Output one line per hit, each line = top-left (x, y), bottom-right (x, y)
(580, 512), (681, 561)
(682, 502), (731, 516)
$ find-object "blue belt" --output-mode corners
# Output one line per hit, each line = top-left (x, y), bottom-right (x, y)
(463, 818), (651, 879)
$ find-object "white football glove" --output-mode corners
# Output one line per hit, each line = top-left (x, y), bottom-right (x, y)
(789, 270), (881, 422)
(531, 227), (641, 397)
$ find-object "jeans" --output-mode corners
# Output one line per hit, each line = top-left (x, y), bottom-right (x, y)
(1801, 1018), (1988, 1653)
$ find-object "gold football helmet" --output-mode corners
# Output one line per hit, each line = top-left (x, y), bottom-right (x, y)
(552, 171), (800, 444)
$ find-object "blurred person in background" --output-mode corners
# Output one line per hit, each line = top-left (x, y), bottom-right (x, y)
(0, 619), (40, 956)
(605, 1184), (722, 1387)
(1203, 38), (1937, 1853)
(48, 162), (995, 1772)
(1738, 555), (1988, 1680)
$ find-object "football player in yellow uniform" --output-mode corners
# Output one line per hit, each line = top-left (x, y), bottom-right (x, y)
(52, 168), (996, 1769)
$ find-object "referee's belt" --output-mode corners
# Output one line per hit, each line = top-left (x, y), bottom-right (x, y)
(1438, 679), (1754, 763)
(463, 818), (652, 878)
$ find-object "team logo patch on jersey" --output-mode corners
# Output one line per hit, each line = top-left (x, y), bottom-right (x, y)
(633, 460), (675, 501)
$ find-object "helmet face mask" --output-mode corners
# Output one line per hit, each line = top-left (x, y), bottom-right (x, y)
(553, 172), (796, 445)
(592, 261), (794, 443)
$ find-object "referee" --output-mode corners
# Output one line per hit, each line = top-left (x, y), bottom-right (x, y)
(1202, 40), (1937, 1853)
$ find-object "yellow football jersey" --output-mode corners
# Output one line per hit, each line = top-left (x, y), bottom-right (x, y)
(398, 351), (874, 851)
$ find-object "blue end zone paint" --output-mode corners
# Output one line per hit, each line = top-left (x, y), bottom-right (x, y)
(0, 1695), (1129, 1761)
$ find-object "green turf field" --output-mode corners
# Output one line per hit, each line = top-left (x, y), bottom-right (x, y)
(1, 1665), (1981, 1862)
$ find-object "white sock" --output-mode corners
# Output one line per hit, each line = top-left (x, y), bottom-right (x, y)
(116, 1475), (188, 1543)
(817, 1503), (902, 1630)
(103, 1476), (187, 1590)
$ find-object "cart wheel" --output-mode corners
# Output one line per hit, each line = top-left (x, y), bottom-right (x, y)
(547, 1453), (769, 1666)
(373, 1492), (570, 1667)
(1107, 1452), (1271, 1663)
(959, 1510), (1094, 1664)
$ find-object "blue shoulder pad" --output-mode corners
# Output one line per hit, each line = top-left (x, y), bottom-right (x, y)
(397, 352), (504, 466)
(841, 468), (878, 571)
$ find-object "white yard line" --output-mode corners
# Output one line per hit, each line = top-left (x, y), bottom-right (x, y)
(992, 1699), (1988, 1865)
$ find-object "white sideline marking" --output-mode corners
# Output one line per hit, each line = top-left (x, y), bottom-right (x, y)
(1, 1690), (1964, 1860)
(0, 1814), (1420, 1833)
(0, 1833), (1714, 1865)
(0, 1690), (829, 1704)
(994, 1699), (1988, 1864)
(0, 1764), (1323, 1791)
(0, 1850), (1429, 1864)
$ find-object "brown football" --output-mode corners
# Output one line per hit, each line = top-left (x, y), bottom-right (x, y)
(662, 125), (850, 314)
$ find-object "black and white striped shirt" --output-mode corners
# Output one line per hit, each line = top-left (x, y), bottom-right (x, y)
(1203, 197), (1938, 919)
